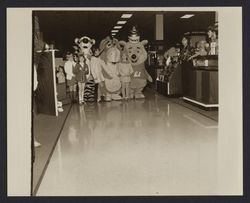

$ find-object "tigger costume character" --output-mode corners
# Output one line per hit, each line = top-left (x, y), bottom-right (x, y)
(74, 36), (96, 103)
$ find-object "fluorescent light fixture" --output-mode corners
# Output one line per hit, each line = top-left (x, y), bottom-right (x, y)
(111, 30), (119, 33)
(121, 14), (133, 18)
(117, 21), (127, 25)
(114, 26), (122, 29)
(180, 14), (194, 19)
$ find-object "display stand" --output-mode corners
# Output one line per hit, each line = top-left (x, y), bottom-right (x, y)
(156, 63), (182, 96)
(35, 50), (58, 116)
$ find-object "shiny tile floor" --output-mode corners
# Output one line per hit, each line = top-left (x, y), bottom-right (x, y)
(37, 92), (219, 196)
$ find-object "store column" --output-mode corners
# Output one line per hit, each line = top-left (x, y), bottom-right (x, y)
(155, 14), (164, 41)
(153, 14), (165, 90)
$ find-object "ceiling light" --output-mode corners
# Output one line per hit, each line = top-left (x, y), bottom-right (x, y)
(111, 30), (119, 33)
(114, 26), (122, 29)
(117, 21), (127, 25)
(121, 14), (133, 18)
(180, 14), (195, 19)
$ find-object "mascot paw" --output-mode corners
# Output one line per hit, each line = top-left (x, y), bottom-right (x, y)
(105, 96), (112, 102)
(135, 93), (145, 99)
(111, 94), (122, 100)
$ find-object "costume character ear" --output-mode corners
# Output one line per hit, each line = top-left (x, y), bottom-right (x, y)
(99, 38), (108, 52)
(119, 41), (127, 47)
(91, 39), (96, 45)
(74, 38), (80, 44)
(141, 40), (148, 46)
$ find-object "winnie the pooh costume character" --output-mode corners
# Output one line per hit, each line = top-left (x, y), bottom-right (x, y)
(99, 36), (122, 101)
(119, 26), (152, 99)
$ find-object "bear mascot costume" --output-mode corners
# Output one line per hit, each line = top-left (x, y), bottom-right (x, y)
(74, 36), (97, 102)
(99, 36), (122, 101)
(119, 26), (152, 99)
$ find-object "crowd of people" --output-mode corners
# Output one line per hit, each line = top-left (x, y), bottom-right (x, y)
(59, 47), (135, 105)
(161, 25), (218, 80)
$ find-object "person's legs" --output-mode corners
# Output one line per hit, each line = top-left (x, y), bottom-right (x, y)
(99, 81), (106, 99)
(130, 87), (135, 99)
(73, 84), (77, 102)
(81, 82), (86, 103)
(97, 83), (101, 102)
(33, 92), (41, 147)
(69, 85), (74, 101)
(78, 82), (82, 104)
(121, 82), (126, 99)
(125, 82), (130, 99)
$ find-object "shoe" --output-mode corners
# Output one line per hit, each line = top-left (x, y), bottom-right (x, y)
(34, 141), (41, 148)
(57, 101), (63, 107)
(58, 107), (64, 112)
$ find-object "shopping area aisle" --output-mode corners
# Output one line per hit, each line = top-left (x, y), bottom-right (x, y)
(36, 91), (218, 195)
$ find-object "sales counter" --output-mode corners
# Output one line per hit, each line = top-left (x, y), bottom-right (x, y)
(182, 55), (218, 108)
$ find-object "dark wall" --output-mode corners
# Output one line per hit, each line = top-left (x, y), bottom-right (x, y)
(34, 11), (216, 56)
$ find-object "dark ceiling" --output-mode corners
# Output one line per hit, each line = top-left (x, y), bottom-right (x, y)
(34, 10), (215, 54)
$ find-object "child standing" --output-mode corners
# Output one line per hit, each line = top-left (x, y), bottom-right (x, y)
(73, 54), (89, 105)
(64, 52), (77, 103)
(56, 66), (66, 84)
(118, 53), (134, 100)
(91, 47), (106, 102)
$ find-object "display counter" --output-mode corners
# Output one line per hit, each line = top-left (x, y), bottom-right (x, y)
(182, 55), (218, 108)
(156, 63), (182, 96)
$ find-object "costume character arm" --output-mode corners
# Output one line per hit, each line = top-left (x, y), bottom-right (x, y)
(129, 64), (134, 75)
(101, 62), (113, 79)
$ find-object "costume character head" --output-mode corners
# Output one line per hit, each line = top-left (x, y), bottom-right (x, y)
(74, 36), (95, 56)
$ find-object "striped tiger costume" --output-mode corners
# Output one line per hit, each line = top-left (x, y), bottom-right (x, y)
(84, 78), (97, 103)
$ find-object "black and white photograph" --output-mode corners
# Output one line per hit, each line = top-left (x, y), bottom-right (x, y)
(6, 7), (243, 197)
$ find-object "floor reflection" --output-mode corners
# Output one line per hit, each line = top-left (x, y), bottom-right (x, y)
(37, 92), (218, 195)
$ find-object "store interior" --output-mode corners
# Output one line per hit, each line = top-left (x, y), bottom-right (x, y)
(32, 10), (219, 195)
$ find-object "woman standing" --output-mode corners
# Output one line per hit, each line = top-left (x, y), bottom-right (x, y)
(73, 54), (89, 105)
(179, 36), (193, 95)
(206, 26), (218, 55)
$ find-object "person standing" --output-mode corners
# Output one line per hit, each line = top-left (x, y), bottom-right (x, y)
(90, 47), (106, 102)
(179, 36), (194, 95)
(73, 54), (89, 105)
(64, 52), (77, 103)
(206, 26), (218, 55)
(33, 65), (41, 147)
(118, 53), (134, 100)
